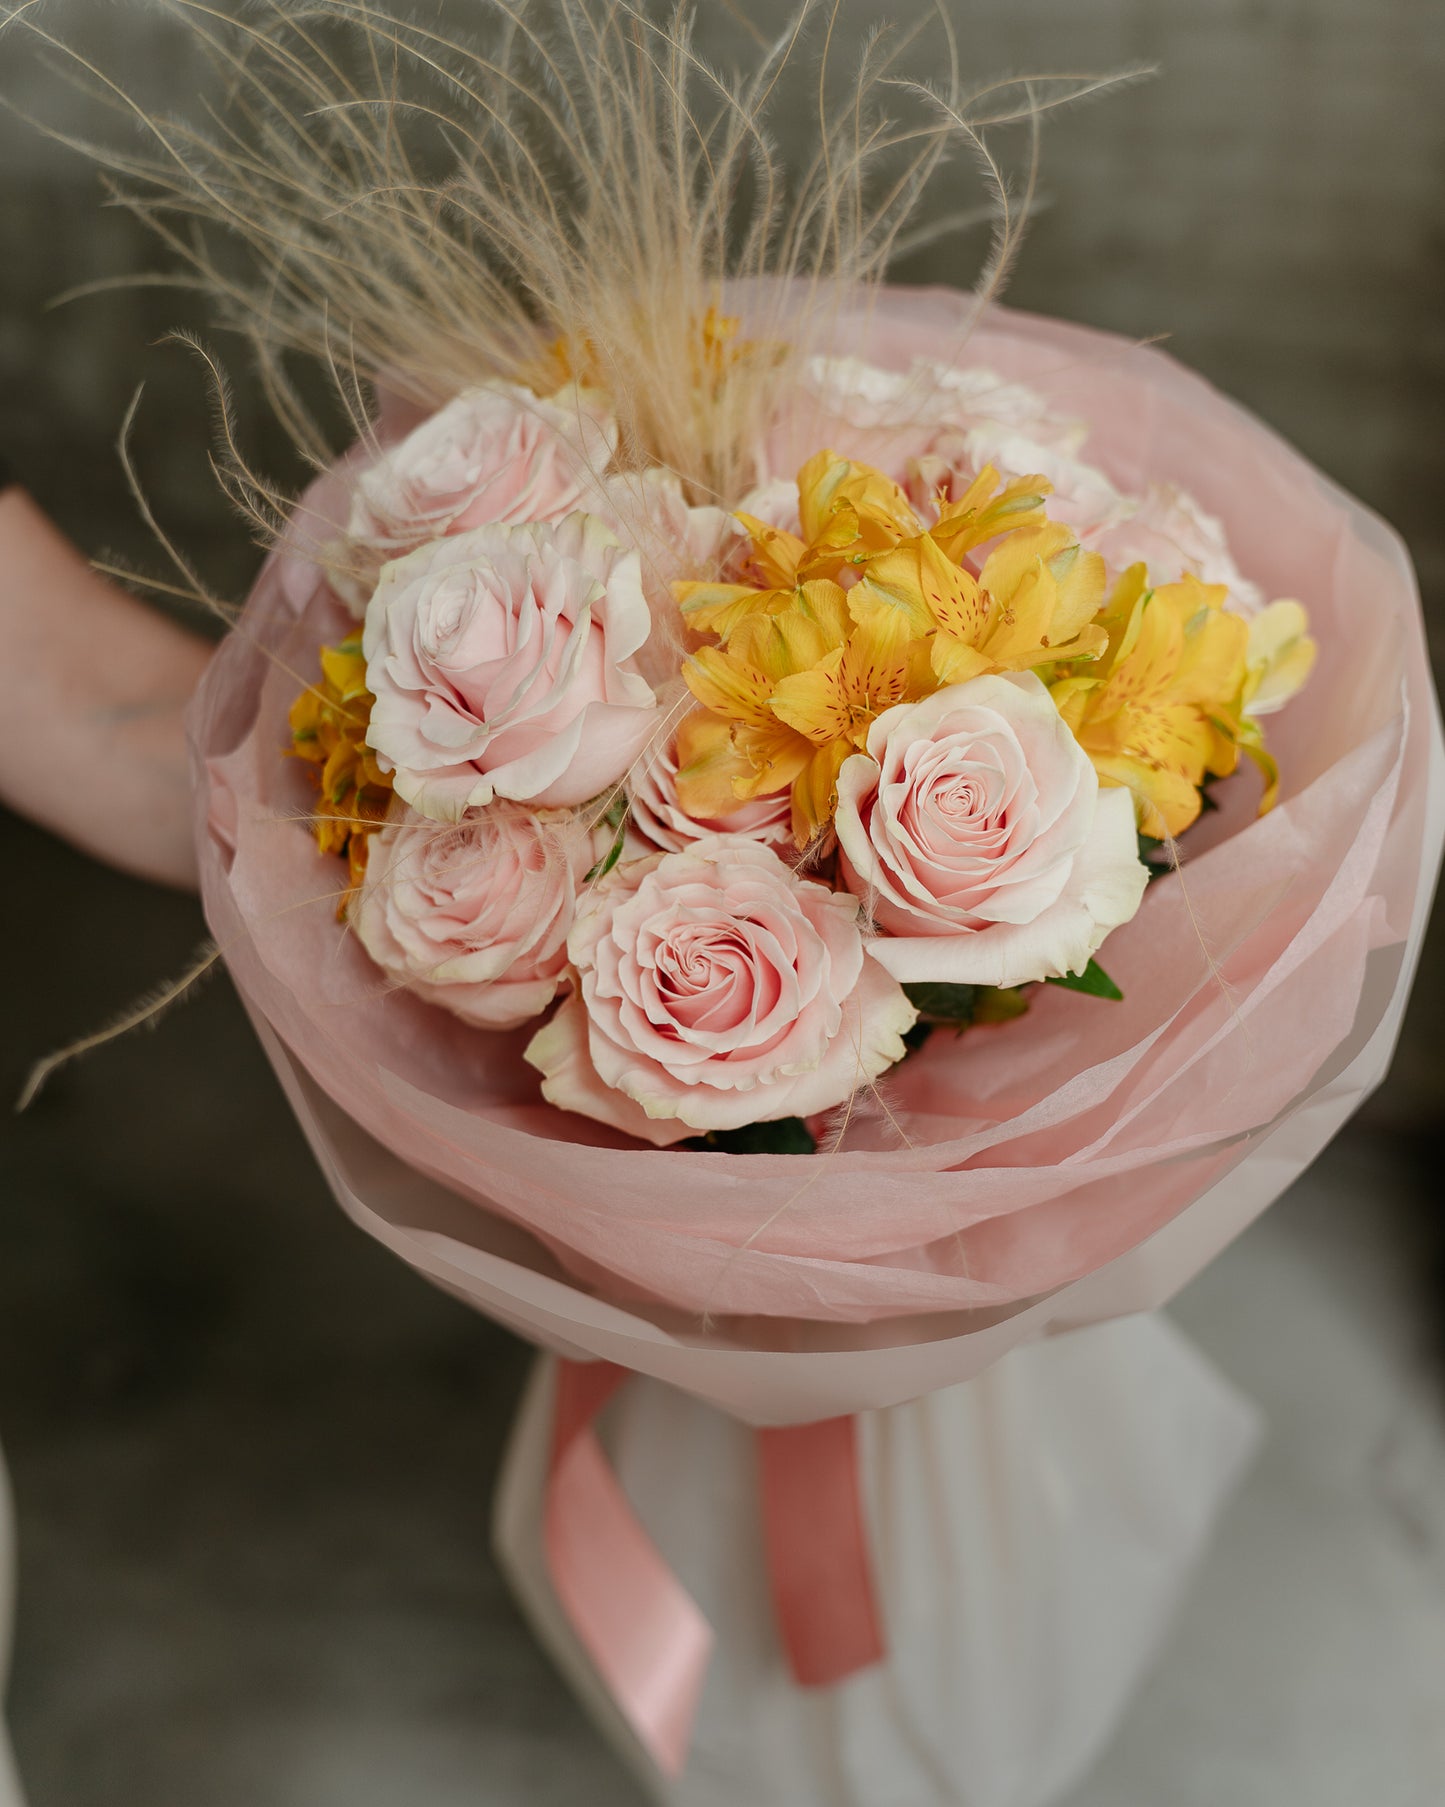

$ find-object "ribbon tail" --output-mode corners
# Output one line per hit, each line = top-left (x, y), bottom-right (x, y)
(545, 1360), (714, 1778)
(756, 1413), (886, 1686)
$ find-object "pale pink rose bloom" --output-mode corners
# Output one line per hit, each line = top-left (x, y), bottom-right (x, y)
(625, 727), (794, 856)
(799, 356), (1085, 447)
(759, 355), (1087, 487)
(335, 382), (615, 613)
(750, 356), (1128, 561)
(599, 467), (735, 581)
(1096, 482), (1263, 615)
(837, 673), (1148, 990)
(596, 468), (737, 684)
(525, 834), (917, 1145)
(353, 804), (596, 1029)
(733, 475), (804, 535)
(363, 513), (659, 820)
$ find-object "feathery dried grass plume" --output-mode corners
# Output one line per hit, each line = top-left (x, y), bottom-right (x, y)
(2, 0), (1137, 517)
(3, 0), (1140, 1106)
(15, 940), (222, 1110)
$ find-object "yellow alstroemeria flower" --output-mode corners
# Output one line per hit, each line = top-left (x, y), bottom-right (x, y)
(1049, 568), (1253, 839)
(677, 451), (1103, 845)
(289, 634), (393, 900)
(675, 450), (922, 639)
(927, 463), (1057, 564)
(739, 450), (923, 589)
(795, 449), (922, 563)
(677, 451), (1053, 634)
(1243, 598), (1316, 717)
(680, 577), (934, 846)
(1210, 598), (1317, 818)
(537, 303), (772, 400)
(849, 522), (1108, 686)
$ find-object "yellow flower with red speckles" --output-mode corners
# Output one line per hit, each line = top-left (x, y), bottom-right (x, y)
(1048, 569), (1312, 839)
(288, 635), (393, 899)
(676, 450), (1107, 846)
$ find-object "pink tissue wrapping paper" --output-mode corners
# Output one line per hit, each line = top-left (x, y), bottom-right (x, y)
(190, 293), (1443, 1422)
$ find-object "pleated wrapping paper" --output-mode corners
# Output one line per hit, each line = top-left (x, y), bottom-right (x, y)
(191, 292), (1444, 1423)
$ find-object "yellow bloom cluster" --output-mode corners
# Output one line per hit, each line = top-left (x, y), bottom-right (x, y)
(1049, 568), (1307, 839)
(676, 450), (1314, 848)
(288, 635), (393, 899)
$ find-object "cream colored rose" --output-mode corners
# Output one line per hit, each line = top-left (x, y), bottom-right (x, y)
(336, 383), (614, 613)
(363, 513), (660, 820)
(525, 835), (916, 1145)
(1097, 482), (1263, 615)
(759, 355), (1088, 489)
(353, 805), (594, 1029)
(626, 714), (793, 856)
(836, 673), (1148, 989)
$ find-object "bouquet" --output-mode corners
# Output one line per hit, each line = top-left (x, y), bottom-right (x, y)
(200, 284), (1431, 1340)
(30, 2), (1443, 1800)
(286, 328), (1317, 1159)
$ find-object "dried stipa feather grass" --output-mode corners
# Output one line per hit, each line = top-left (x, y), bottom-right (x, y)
(15, 940), (222, 1110)
(3, 0), (1146, 1152)
(2, 0), (1140, 523)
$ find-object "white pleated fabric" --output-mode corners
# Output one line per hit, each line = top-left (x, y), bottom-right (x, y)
(494, 1314), (1262, 1807)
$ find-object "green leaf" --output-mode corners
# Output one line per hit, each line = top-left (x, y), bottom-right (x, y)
(1046, 958), (1123, 1001)
(687, 1117), (817, 1155)
(583, 814), (628, 885)
(972, 985), (1031, 1024)
(902, 981), (980, 1026)
(901, 983), (1032, 1050)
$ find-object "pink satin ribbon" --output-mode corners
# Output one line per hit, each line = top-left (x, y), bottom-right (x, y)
(546, 1360), (713, 1777)
(756, 1413), (886, 1685)
(545, 1359), (885, 1777)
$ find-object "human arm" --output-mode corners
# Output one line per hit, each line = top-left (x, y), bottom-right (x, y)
(0, 465), (212, 890)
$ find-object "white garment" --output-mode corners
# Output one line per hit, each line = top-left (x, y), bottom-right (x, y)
(495, 1314), (1261, 1807)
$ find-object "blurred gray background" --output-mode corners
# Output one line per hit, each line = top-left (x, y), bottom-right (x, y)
(2, 3), (1444, 1804)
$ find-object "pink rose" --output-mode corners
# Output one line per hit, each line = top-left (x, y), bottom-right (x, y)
(626, 715), (794, 856)
(836, 673), (1148, 989)
(733, 476), (802, 535)
(595, 468), (736, 684)
(336, 383), (615, 612)
(751, 355), (1132, 557)
(760, 355), (1087, 487)
(600, 466), (734, 584)
(363, 513), (660, 820)
(1096, 483), (1263, 615)
(525, 834), (917, 1145)
(353, 804), (595, 1029)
